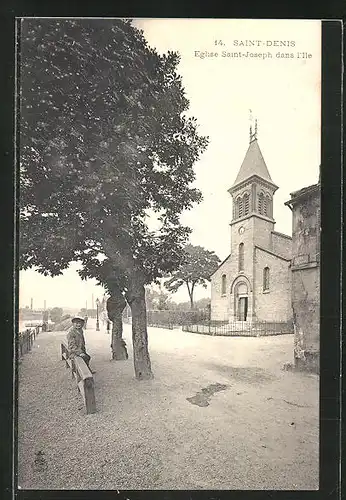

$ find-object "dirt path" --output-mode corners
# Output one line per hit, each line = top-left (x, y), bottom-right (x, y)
(17, 321), (319, 490)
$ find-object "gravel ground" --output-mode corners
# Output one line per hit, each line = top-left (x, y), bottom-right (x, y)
(17, 319), (319, 490)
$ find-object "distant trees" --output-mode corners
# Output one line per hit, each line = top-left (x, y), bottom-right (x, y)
(49, 307), (64, 323)
(79, 308), (96, 318)
(165, 244), (220, 309)
(145, 285), (172, 311)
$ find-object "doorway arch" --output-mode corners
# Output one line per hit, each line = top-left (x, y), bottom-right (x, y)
(235, 281), (249, 321)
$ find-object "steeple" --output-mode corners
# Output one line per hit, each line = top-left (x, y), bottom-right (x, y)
(228, 121), (278, 223)
(249, 118), (258, 143)
(231, 119), (277, 191)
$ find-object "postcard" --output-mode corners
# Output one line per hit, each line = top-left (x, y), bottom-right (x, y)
(17, 18), (322, 491)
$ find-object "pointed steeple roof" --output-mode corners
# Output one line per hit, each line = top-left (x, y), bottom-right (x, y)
(232, 138), (274, 187)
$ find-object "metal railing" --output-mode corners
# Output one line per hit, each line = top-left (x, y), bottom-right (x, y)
(182, 320), (294, 337)
(18, 326), (41, 357)
(146, 310), (210, 330)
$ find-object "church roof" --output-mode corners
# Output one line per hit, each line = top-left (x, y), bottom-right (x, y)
(285, 183), (320, 206)
(232, 139), (275, 188)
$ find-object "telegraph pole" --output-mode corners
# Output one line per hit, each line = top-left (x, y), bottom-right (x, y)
(96, 298), (100, 331)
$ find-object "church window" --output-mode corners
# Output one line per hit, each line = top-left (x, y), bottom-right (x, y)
(265, 195), (272, 217)
(263, 196), (268, 216)
(263, 267), (270, 291)
(258, 192), (264, 214)
(221, 274), (227, 295)
(237, 197), (243, 218)
(238, 243), (244, 271)
(243, 193), (250, 215)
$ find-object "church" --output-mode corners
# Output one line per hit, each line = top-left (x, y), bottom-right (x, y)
(210, 123), (292, 323)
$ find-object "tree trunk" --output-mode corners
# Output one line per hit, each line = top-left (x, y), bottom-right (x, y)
(189, 294), (194, 309)
(187, 281), (195, 309)
(106, 290), (128, 361)
(126, 278), (153, 380)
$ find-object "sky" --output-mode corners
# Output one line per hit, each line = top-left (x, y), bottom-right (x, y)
(19, 18), (321, 309)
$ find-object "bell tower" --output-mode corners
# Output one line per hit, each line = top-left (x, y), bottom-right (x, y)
(228, 120), (278, 249)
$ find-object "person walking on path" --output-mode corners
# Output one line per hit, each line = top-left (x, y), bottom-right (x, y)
(67, 316), (95, 373)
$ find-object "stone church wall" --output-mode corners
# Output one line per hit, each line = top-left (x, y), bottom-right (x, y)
(254, 248), (292, 322)
(211, 257), (231, 321)
(271, 232), (292, 260)
(248, 216), (274, 249)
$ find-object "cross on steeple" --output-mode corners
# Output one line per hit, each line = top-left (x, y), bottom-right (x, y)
(250, 117), (258, 143)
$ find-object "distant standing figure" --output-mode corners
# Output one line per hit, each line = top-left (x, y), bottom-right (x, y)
(84, 316), (88, 328)
(42, 310), (49, 332)
(67, 316), (95, 373)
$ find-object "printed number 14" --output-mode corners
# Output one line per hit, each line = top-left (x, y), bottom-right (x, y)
(215, 40), (224, 46)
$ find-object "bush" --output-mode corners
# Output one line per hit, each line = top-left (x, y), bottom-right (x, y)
(147, 309), (209, 328)
(50, 307), (64, 323)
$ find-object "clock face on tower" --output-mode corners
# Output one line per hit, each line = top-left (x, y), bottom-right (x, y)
(239, 226), (245, 235)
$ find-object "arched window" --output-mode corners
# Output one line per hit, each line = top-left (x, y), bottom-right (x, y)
(238, 243), (244, 272)
(258, 192), (264, 214)
(221, 274), (227, 295)
(265, 195), (272, 217)
(243, 193), (250, 215)
(263, 267), (270, 291)
(237, 197), (243, 218)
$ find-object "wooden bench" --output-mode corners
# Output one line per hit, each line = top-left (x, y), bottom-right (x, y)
(61, 340), (96, 415)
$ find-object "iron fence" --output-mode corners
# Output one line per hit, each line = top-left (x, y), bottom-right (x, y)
(18, 326), (40, 357)
(182, 320), (294, 337)
(146, 309), (210, 330)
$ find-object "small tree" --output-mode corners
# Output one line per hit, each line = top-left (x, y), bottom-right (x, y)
(165, 244), (220, 309)
(50, 307), (64, 323)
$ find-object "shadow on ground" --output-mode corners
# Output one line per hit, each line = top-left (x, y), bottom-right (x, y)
(186, 383), (229, 407)
(204, 363), (277, 384)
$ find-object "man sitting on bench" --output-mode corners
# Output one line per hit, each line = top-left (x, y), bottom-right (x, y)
(67, 316), (95, 374)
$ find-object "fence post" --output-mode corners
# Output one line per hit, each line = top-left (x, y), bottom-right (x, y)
(84, 378), (96, 415)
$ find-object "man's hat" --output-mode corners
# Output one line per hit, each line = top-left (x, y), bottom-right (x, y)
(71, 316), (85, 323)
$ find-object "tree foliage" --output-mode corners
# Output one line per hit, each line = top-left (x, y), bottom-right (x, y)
(20, 18), (208, 289)
(49, 307), (64, 323)
(145, 285), (172, 310)
(164, 244), (220, 308)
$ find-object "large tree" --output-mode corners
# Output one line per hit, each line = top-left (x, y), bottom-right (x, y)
(164, 244), (220, 309)
(19, 19), (208, 379)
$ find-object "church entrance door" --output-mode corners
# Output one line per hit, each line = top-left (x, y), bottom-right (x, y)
(238, 296), (248, 321)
